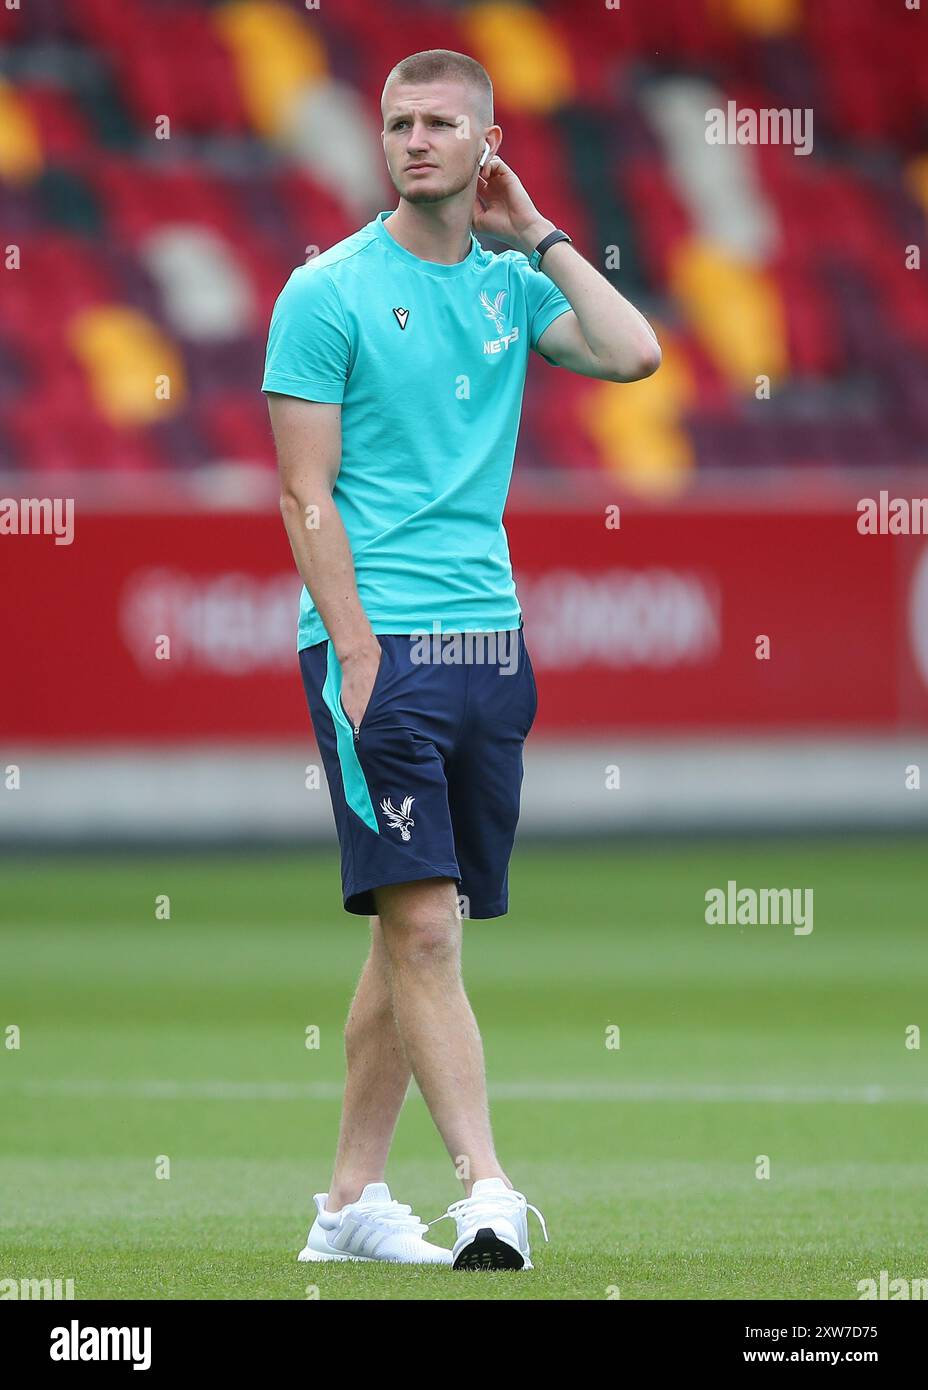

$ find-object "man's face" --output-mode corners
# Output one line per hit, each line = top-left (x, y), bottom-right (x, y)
(382, 79), (486, 205)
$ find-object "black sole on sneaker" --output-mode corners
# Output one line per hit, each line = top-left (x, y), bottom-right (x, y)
(453, 1227), (525, 1271)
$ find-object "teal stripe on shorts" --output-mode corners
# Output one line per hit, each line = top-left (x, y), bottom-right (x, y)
(321, 642), (379, 834)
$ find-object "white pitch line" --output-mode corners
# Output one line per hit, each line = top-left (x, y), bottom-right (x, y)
(1, 1079), (926, 1104)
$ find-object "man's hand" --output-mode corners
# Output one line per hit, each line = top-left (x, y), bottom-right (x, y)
(472, 155), (554, 256)
(339, 636), (383, 731)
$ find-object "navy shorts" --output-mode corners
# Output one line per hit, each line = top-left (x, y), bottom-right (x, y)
(298, 628), (538, 919)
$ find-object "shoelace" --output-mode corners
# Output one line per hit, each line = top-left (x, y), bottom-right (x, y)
(342, 1198), (428, 1236)
(427, 1188), (549, 1243)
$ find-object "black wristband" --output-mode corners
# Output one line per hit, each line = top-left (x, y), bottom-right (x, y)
(529, 229), (572, 271)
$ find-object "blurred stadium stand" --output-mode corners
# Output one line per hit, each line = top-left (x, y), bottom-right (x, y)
(0, 0), (926, 487)
(2, 0), (928, 847)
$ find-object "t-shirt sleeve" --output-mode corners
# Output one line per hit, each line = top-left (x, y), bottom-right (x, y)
(261, 265), (351, 403)
(523, 258), (573, 364)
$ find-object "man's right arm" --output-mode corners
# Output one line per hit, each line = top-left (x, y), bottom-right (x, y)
(267, 391), (382, 728)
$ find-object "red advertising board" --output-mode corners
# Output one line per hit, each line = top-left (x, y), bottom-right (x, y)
(3, 501), (928, 740)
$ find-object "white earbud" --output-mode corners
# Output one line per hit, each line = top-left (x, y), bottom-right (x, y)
(479, 140), (491, 170)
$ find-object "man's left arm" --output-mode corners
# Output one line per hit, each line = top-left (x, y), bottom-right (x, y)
(525, 218), (662, 383)
(474, 157), (662, 384)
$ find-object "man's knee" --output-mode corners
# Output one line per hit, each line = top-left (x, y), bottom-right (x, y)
(375, 879), (461, 965)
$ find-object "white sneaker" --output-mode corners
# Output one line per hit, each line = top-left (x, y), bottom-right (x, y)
(429, 1177), (549, 1270)
(297, 1182), (453, 1264)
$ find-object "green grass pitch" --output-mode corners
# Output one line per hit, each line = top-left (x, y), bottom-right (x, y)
(1, 838), (925, 1301)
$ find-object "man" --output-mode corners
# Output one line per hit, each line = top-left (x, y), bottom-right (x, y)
(262, 48), (660, 1271)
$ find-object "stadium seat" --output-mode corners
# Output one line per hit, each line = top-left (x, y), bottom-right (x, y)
(0, 0), (924, 478)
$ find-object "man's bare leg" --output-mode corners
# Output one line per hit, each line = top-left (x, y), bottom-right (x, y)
(324, 915), (412, 1212)
(374, 877), (512, 1196)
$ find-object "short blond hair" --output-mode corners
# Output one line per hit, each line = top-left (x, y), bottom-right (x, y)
(382, 49), (493, 127)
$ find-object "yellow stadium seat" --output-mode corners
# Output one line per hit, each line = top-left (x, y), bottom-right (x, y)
(213, 1), (327, 137)
(68, 306), (186, 426)
(670, 238), (788, 391)
(462, 3), (574, 113)
(710, 0), (801, 37)
(905, 154), (928, 224)
(585, 326), (695, 496)
(0, 80), (43, 183)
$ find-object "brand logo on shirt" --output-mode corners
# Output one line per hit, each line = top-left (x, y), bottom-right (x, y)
(480, 290), (508, 333)
(380, 796), (415, 841)
(480, 289), (519, 354)
(392, 307), (410, 330)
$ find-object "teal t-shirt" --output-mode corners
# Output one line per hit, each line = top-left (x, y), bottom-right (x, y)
(262, 209), (572, 649)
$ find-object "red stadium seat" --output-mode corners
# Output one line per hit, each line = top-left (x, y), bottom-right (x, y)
(0, 0), (923, 476)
